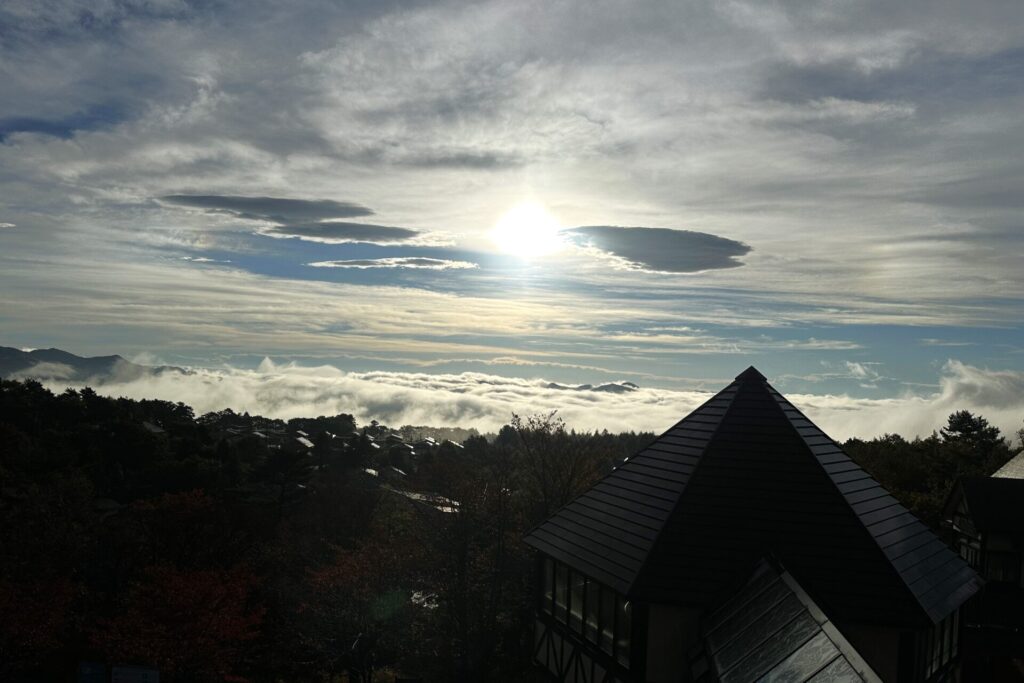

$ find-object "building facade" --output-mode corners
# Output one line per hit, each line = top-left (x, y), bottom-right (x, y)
(525, 367), (980, 683)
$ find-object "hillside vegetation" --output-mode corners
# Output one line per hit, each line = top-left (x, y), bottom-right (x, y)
(0, 378), (1016, 681)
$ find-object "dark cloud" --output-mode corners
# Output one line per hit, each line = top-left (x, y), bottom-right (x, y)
(161, 195), (374, 222)
(263, 221), (420, 244)
(759, 48), (1024, 110)
(564, 226), (751, 273)
(161, 195), (431, 245)
(405, 149), (523, 169)
(0, 103), (128, 142)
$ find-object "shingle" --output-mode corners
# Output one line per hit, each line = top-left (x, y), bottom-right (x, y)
(696, 559), (881, 683)
(523, 366), (980, 627)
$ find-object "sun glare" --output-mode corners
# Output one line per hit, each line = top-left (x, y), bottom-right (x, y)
(490, 202), (565, 258)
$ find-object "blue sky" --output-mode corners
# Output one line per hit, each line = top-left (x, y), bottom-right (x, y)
(1, 0), (1023, 436)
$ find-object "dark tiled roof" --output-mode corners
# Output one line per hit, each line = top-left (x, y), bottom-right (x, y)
(523, 376), (734, 594)
(992, 452), (1024, 479)
(691, 558), (882, 683)
(523, 367), (980, 627)
(959, 477), (1024, 532)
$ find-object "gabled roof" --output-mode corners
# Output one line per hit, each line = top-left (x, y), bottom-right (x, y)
(691, 558), (882, 683)
(524, 367), (980, 627)
(957, 477), (1024, 532)
(992, 451), (1024, 479)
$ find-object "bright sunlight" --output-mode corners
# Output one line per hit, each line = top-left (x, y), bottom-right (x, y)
(489, 202), (566, 258)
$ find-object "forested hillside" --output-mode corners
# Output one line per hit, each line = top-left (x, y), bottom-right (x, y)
(0, 378), (1017, 681)
(0, 379), (649, 681)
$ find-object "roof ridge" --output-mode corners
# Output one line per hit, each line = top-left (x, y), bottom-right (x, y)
(762, 383), (980, 625)
(626, 378), (744, 595)
(523, 377), (741, 593)
(520, 382), (734, 542)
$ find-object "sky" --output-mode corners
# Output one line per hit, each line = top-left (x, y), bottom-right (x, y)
(2, 0), (1024, 438)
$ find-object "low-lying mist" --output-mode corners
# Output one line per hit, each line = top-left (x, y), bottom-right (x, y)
(35, 359), (1024, 442)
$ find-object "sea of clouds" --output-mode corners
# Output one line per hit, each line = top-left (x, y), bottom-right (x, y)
(38, 359), (1024, 443)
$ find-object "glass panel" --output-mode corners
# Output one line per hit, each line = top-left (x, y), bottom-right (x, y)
(569, 572), (586, 633)
(615, 597), (632, 668)
(927, 625), (939, 677)
(542, 557), (554, 614)
(952, 609), (960, 658)
(942, 615), (952, 667)
(600, 588), (615, 656)
(585, 579), (600, 644)
(555, 562), (568, 622)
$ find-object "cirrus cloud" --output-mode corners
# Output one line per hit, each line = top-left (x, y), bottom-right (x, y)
(260, 221), (422, 245)
(308, 257), (478, 270)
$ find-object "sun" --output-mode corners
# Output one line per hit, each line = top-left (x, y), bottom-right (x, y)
(490, 202), (566, 258)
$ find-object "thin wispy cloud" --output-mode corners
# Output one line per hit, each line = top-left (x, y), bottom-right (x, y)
(260, 222), (423, 245)
(160, 195), (374, 222)
(309, 257), (478, 270)
(0, 0), (1021, 404)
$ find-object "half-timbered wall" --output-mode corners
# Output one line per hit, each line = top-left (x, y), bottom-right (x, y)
(535, 556), (638, 682)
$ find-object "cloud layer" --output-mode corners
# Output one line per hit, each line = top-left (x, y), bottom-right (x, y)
(38, 359), (1024, 443)
(1, 0), (1022, 402)
(261, 222), (421, 245)
(160, 195), (374, 222)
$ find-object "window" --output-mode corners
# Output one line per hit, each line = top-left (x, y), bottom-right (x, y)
(949, 615), (957, 663)
(600, 586), (615, 656)
(554, 562), (568, 621)
(569, 572), (586, 632)
(542, 557), (554, 614)
(958, 541), (979, 568)
(615, 597), (632, 667)
(539, 557), (633, 670)
(585, 579), (600, 644)
(923, 610), (958, 680)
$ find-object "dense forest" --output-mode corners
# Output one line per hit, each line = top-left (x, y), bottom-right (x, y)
(0, 378), (1018, 681)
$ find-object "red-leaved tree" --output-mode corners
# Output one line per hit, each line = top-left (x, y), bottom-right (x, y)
(90, 565), (264, 681)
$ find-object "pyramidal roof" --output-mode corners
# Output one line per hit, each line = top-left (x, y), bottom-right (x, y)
(992, 450), (1024, 478)
(524, 367), (980, 627)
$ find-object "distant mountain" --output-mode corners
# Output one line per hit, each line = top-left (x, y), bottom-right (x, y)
(0, 346), (185, 383)
(544, 380), (640, 393)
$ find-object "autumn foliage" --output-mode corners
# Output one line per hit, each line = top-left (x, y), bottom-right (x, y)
(90, 565), (263, 679)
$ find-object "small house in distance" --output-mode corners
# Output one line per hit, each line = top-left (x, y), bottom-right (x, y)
(524, 367), (980, 683)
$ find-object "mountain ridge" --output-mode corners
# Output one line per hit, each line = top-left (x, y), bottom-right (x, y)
(0, 346), (185, 383)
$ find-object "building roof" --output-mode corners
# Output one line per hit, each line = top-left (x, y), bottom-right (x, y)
(524, 367), (980, 627)
(957, 476), (1024, 533)
(992, 451), (1024, 479)
(691, 558), (882, 683)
